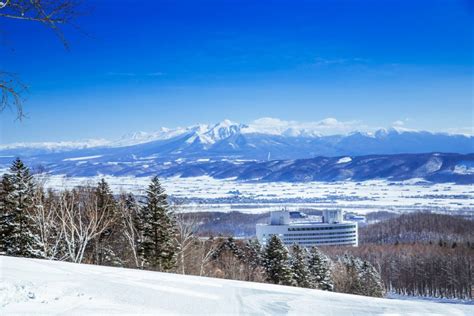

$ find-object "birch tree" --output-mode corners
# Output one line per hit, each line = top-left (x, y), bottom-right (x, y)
(117, 193), (142, 268)
(174, 211), (198, 274)
(57, 187), (114, 263)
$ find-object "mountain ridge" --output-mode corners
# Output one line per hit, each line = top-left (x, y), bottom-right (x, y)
(1, 119), (472, 183)
(2, 119), (472, 155)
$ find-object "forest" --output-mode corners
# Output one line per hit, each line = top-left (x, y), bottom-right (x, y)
(1, 158), (472, 300)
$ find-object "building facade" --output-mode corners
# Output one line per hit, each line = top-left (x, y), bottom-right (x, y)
(256, 210), (358, 247)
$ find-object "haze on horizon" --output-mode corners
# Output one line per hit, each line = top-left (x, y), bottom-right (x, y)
(1, 0), (472, 144)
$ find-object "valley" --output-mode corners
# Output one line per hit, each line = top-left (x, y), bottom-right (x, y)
(39, 174), (473, 216)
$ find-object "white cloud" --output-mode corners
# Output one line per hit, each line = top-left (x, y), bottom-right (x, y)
(245, 117), (370, 136)
(313, 57), (348, 66)
(444, 127), (474, 136)
(312, 57), (370, 67)
(106, 72), (137, 77)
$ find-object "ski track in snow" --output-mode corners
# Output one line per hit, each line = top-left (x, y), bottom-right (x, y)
(0, 256), (473, 315)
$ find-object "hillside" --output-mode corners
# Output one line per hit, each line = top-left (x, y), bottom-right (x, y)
(360, 212), (474, 244)
(1, 152), (473, 184)
(1, 256), (472, 315)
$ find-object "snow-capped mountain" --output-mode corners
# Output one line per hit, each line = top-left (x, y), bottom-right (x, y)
(1, 119), (472, 158)
(0, 139), (111, 155)
(183, 120), (248, 146)
(1, 119), (472, 183)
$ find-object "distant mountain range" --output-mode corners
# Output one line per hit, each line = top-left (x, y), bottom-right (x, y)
(1, 120), (472, 183)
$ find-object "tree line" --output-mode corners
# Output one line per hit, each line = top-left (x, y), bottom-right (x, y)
(324, 243), (472, 300)
(0, 158), (384, 298)
(0, 158), (176, 270)
(360, 212), (474, 245)
(326, 211), (474, 300)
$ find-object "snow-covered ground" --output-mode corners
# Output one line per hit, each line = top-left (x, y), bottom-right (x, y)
(1, 256), (472, 315)
(386, 293), (473, 306)
(41, 175), (474, 215)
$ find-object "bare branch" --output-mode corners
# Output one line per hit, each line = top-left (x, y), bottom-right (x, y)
(0, 72), (27, 120)
(0, 1), (84, 50)
(0, 1), (85, 119)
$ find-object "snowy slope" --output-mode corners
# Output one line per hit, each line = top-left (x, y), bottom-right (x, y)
(1, 256), (472, 315)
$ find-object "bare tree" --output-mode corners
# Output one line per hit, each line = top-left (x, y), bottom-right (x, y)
(30, 188), (66, 260)
(198, 238), (219, 277)
(174, 211), (198, 274)
(57, 187), (115, 263)
(117, 193), (142, 268)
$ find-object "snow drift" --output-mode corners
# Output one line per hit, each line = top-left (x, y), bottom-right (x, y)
(0, 256), (472, 315)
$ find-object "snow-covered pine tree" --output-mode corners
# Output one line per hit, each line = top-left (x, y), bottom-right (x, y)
(262, 235), (293, 285)
(242, 238), (264, 281)
(360, 260), (384, 297)
(308, 246), (334, 291)
(337, 255), (384, 297)
(0, 175), (15, 254)
(290, 244), (311, 288)
(0, 158), (44, 258)
(223, 237), (244, 260)
(245, 238), (263, 268)
(139, 176), (177, 271)
(340, 254), (364, 295)
(92, 178), (121, 266)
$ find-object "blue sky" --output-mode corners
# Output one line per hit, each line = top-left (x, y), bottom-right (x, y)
(1, 0), (472, 143)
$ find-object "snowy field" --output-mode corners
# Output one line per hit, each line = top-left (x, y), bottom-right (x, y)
(40, 175), (474, 215)
(1, 256), (472, 315)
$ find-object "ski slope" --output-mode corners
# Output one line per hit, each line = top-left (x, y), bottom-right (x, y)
(1, 256), (472, 315)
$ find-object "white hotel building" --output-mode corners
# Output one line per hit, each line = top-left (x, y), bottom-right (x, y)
(256, 210), (358, 247)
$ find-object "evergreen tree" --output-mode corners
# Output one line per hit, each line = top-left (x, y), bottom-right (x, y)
(139, 176), (177, 271)
(290, 244), (311, 288)
(340, 254), (364, 295)
(337, 255), (384, 297)
(360, 260), (384, 297)
(242, 239), (264, 281)
(245, 238), (263, 268)
(308, 247), (334, 291)
(92, 178), (120, 266)
(222, 237), (244, 260)
(0, 175), (15, 254)
(0, 158), (43, 257)
(262, 235), (293, 285)
(212, 237), (246, 266)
